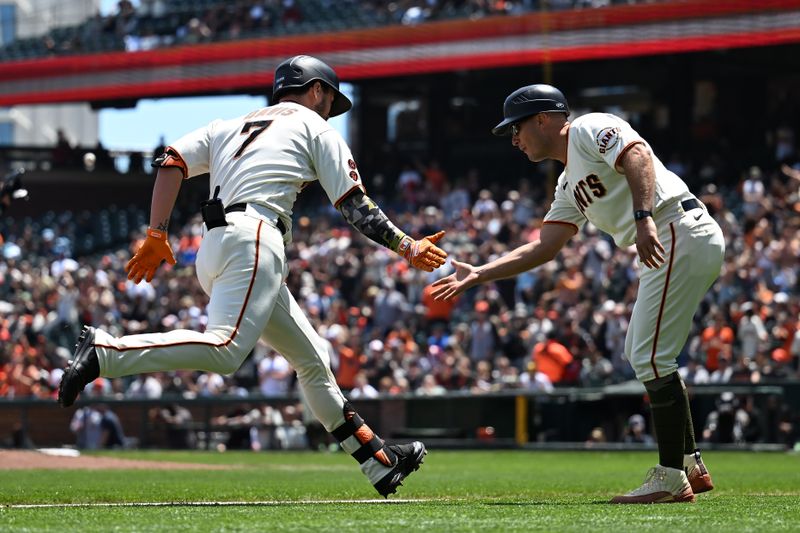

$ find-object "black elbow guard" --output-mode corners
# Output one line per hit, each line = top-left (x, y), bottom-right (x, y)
(151, 146), (188, 178)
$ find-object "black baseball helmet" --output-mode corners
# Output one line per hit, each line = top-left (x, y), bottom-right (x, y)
(492, 84), (569, 136)
(272, 55), (352, 118)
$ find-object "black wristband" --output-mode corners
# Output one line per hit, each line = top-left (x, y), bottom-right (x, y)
(633, 210), (653, 221)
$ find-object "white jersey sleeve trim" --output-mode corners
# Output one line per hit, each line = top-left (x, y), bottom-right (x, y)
(168, 122), (213, 179)
(158, 145), (189, 179)
(542, 220), (580, 234)
(333, 183), (367, 208)
(614, 139), (645, 172)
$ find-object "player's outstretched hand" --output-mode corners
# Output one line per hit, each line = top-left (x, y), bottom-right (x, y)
(125, 228), (177, 284)
(430, 259), (479, 300)
(402, 230), (448, 272)
(634, 218), (666, 269)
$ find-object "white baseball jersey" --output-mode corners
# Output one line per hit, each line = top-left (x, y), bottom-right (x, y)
(537, 112), (725, 382)
(170, 101), (366, 226)
(544, 113), (692, 246)
(94, 101), (365, 443)
(90, 98), (407, 492)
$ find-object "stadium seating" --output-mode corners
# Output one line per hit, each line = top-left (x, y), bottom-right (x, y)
(0, 1), (667, 61)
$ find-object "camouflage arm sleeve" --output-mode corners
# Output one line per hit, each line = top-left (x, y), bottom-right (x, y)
(337, 190), (408, 252)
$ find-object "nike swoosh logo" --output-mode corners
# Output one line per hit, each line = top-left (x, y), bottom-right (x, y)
(694, 213), (702, 221)
(562, 181), (568, 190)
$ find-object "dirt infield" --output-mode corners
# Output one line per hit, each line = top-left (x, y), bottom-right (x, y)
(0, 450), (231, 470)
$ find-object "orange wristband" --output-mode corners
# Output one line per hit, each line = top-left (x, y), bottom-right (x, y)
(147, 228), (167, 240)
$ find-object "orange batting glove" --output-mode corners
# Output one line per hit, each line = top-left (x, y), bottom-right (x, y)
(398, 230), (447, 272)
(125, 228), (176, 284)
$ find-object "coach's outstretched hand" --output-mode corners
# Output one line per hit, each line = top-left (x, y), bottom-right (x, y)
(400, 230), (447, 272)
(125, 228), (177, 284)
(431, 259), (480, 300)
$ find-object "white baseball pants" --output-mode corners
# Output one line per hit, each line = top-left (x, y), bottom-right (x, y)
(93, 210), (347, 431)
(625, 204), (725, 382)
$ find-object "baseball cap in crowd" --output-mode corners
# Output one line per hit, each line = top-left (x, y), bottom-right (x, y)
(324, 324), (344, 341)
(475, 300), (489, 313)
(628, 414), (646, 429)
(48, 368), (64, 389)
(3, 242), (21, 260)
(368, 339), (384, 353)
(772, 348), (791, 363)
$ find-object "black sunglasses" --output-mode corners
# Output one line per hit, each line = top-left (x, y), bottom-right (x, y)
(511, 115), (535, 136)
(512, 111), (561, 136)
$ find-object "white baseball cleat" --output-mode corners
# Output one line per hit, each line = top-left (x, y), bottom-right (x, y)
(684, 449), (714, 494)
(610, 465), (695, 504)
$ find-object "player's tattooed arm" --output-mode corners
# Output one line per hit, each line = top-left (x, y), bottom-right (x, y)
(620, 143), (665, 269)
(338, 190), (448, 271)
(337, 190), (407, 251)
(619, 143), (655, 213)
(148, 166), (184, 233)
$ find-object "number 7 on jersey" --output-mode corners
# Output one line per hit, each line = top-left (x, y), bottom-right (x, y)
(234, 120), (273, 158)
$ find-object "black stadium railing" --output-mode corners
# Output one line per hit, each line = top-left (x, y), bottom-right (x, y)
(1, 383), (795, 451)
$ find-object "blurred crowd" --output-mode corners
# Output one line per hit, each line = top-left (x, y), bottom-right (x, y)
(19, 0), (669, 57)
(2, 129), (800, 447)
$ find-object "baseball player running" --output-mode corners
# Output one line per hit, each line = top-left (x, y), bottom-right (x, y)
(59, 55), (447, 497)
(432, 84), (724, 504)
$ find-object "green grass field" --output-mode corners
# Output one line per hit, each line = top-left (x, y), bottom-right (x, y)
(1, 450), (799, 532)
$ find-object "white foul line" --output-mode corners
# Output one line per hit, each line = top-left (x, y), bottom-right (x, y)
(4, 499), (435, 509)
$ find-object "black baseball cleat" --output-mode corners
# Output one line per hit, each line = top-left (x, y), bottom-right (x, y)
(58, 326), (100, 408)
(373, 441), (427, 498)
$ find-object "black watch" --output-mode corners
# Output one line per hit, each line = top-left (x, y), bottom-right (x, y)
(633, 210), (653, 221)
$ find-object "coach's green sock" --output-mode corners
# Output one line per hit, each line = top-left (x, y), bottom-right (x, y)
(681, 376), (698, 454)
(644, 371), (687, 470)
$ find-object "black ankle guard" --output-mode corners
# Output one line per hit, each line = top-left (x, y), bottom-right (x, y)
(331, 402), (365, 442)
(353, 436), (386, 464)
(332, 402), (396, 466)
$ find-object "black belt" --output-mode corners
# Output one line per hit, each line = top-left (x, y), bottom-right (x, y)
(224, 203), (287, 234)
(680, 198), (702, 213)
